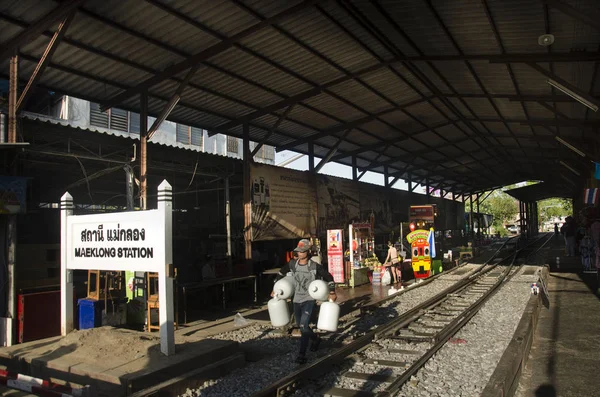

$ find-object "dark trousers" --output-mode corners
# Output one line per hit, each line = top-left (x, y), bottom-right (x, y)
(293, 300), (318, 355)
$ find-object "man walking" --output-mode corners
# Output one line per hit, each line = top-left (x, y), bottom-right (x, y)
(272, 239), (337, 364)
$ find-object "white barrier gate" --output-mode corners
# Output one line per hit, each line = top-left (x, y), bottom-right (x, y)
(61, 180), (175, 355)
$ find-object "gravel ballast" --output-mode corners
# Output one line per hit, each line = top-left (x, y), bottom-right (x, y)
(180, 264), (485, 397)
(396, 266), (541, 397)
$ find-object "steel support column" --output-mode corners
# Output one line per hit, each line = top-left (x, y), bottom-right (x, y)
(308, 142), (315, 172)
(384, 166), (389, 188)
(243, 124), (252, 262)
(476, 194), (481, 242)
(469, 195), (474, 243)
(139, 92), (148, 210)
(352, 156), (358, 181)
(8, 55), (18, 143)
(225, 176), (232, 272)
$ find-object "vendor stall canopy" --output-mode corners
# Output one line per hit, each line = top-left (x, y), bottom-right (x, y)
(2, 0), (600, 197)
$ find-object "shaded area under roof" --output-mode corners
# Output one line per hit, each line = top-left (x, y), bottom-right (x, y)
(504, 183), (572, 203)
(1, 0), (599, 197)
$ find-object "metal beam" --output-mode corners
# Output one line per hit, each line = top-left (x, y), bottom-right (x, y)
(0, 0), (86, 62)
(251, 105), (295, 157)
(212, 89), (321, 135)
(100, 0), (322, 110)
(314, 130), (351, 173)
(147, 64), (200, 140)
(355, 1), (512, 175)
(329, 121), (451, 162)
(542, 0), (600, 31)
(16, 12), (75, 112)
(526, 62), (600, 111)
(276, 102), (423, 152)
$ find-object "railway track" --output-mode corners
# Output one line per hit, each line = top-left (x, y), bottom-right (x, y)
(253, 234), (551, 397)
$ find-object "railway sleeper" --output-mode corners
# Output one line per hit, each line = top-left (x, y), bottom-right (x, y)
(343, 371), (395, 383)
(390, 335), (434, 343)
(414, 321), (445, 329)
(361, 358), (410, 368)
(386, 348), (425, 355)
(321, 386), (377, 397)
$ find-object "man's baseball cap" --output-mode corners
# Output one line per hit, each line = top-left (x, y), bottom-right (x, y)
(294, 239), (311, 253)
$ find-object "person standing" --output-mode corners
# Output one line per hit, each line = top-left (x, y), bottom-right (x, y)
(272, 239), (337, 364)
(383, 241), (400, 284)
(561, 217), (577, 257)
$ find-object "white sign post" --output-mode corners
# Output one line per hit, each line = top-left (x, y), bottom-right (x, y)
(61, 180), (175, 355)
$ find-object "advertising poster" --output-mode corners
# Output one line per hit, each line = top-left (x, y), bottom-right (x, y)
(317, 175), (360, 232)
(327, 229), (345, 283)
(250, 163), (317, 241)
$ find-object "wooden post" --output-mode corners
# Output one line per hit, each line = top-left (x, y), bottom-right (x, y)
(60, 192), (74, 335)
(243, 124), (252, 261)
(140, 92), (148, 210)
(157, 180), (175, 356)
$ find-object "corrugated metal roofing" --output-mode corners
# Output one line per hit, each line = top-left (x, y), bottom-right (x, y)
(1, 0), (599, 197)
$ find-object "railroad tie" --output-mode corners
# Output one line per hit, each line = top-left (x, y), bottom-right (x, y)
(343, 372), (395, 382)
(387, 348), (423, 355)
(321, 387), (377, 397)
(362, 358), (409, 367)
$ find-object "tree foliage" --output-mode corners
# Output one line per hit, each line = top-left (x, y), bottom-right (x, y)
(466, 191), (519, 234)
(538, 198), (573, 227)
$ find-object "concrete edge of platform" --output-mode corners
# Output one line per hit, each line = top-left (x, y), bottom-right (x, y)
(481, 266), (549, 397)
(0, 338), (242, 397)
(129, 351), (245, 397)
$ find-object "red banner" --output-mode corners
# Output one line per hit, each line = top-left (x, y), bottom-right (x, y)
(327, 229), (344, 283)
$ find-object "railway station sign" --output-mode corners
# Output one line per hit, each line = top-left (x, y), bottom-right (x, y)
(61, 180), (175, 355)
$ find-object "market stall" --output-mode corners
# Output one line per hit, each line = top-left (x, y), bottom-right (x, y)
(346, 221), (381, 287)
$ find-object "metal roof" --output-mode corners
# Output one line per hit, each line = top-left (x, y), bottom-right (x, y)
(504, 182), (572, 202)
(2, 0), (600, 196)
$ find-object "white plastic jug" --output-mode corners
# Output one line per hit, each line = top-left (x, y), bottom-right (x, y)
(317, 300), (339, 332)
(268, 297), (290, 327)
(273, 277), (294, 300)
(308, 280), (330, 301)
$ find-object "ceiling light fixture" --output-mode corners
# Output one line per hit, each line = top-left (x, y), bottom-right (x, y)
(555, 136), (586, 157)
(559, 160), (580, 176)
(547, 79), (598, 112)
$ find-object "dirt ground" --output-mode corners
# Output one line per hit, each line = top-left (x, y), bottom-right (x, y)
(57, 327), (166, 364)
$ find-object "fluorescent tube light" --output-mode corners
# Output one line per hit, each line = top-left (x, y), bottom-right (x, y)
(559, 160), (580, 176)
(555, 136), (586, 157)
(547, 79), (598, 112)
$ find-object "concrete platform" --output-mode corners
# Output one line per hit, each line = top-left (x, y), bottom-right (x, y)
(515, 236), (600, 397)
(0, 327), (243, 397)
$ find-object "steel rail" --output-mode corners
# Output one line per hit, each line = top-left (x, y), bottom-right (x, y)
(251, 235), (521, 397)
(379, 233), (551, 396)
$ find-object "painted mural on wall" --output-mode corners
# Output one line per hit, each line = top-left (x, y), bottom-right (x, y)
(250, 162), (317, 241)
(359, 184), (394, 235)
(316, 175), (360, 232)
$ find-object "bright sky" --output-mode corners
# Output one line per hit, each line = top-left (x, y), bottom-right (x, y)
(275, 150), (421, 193)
